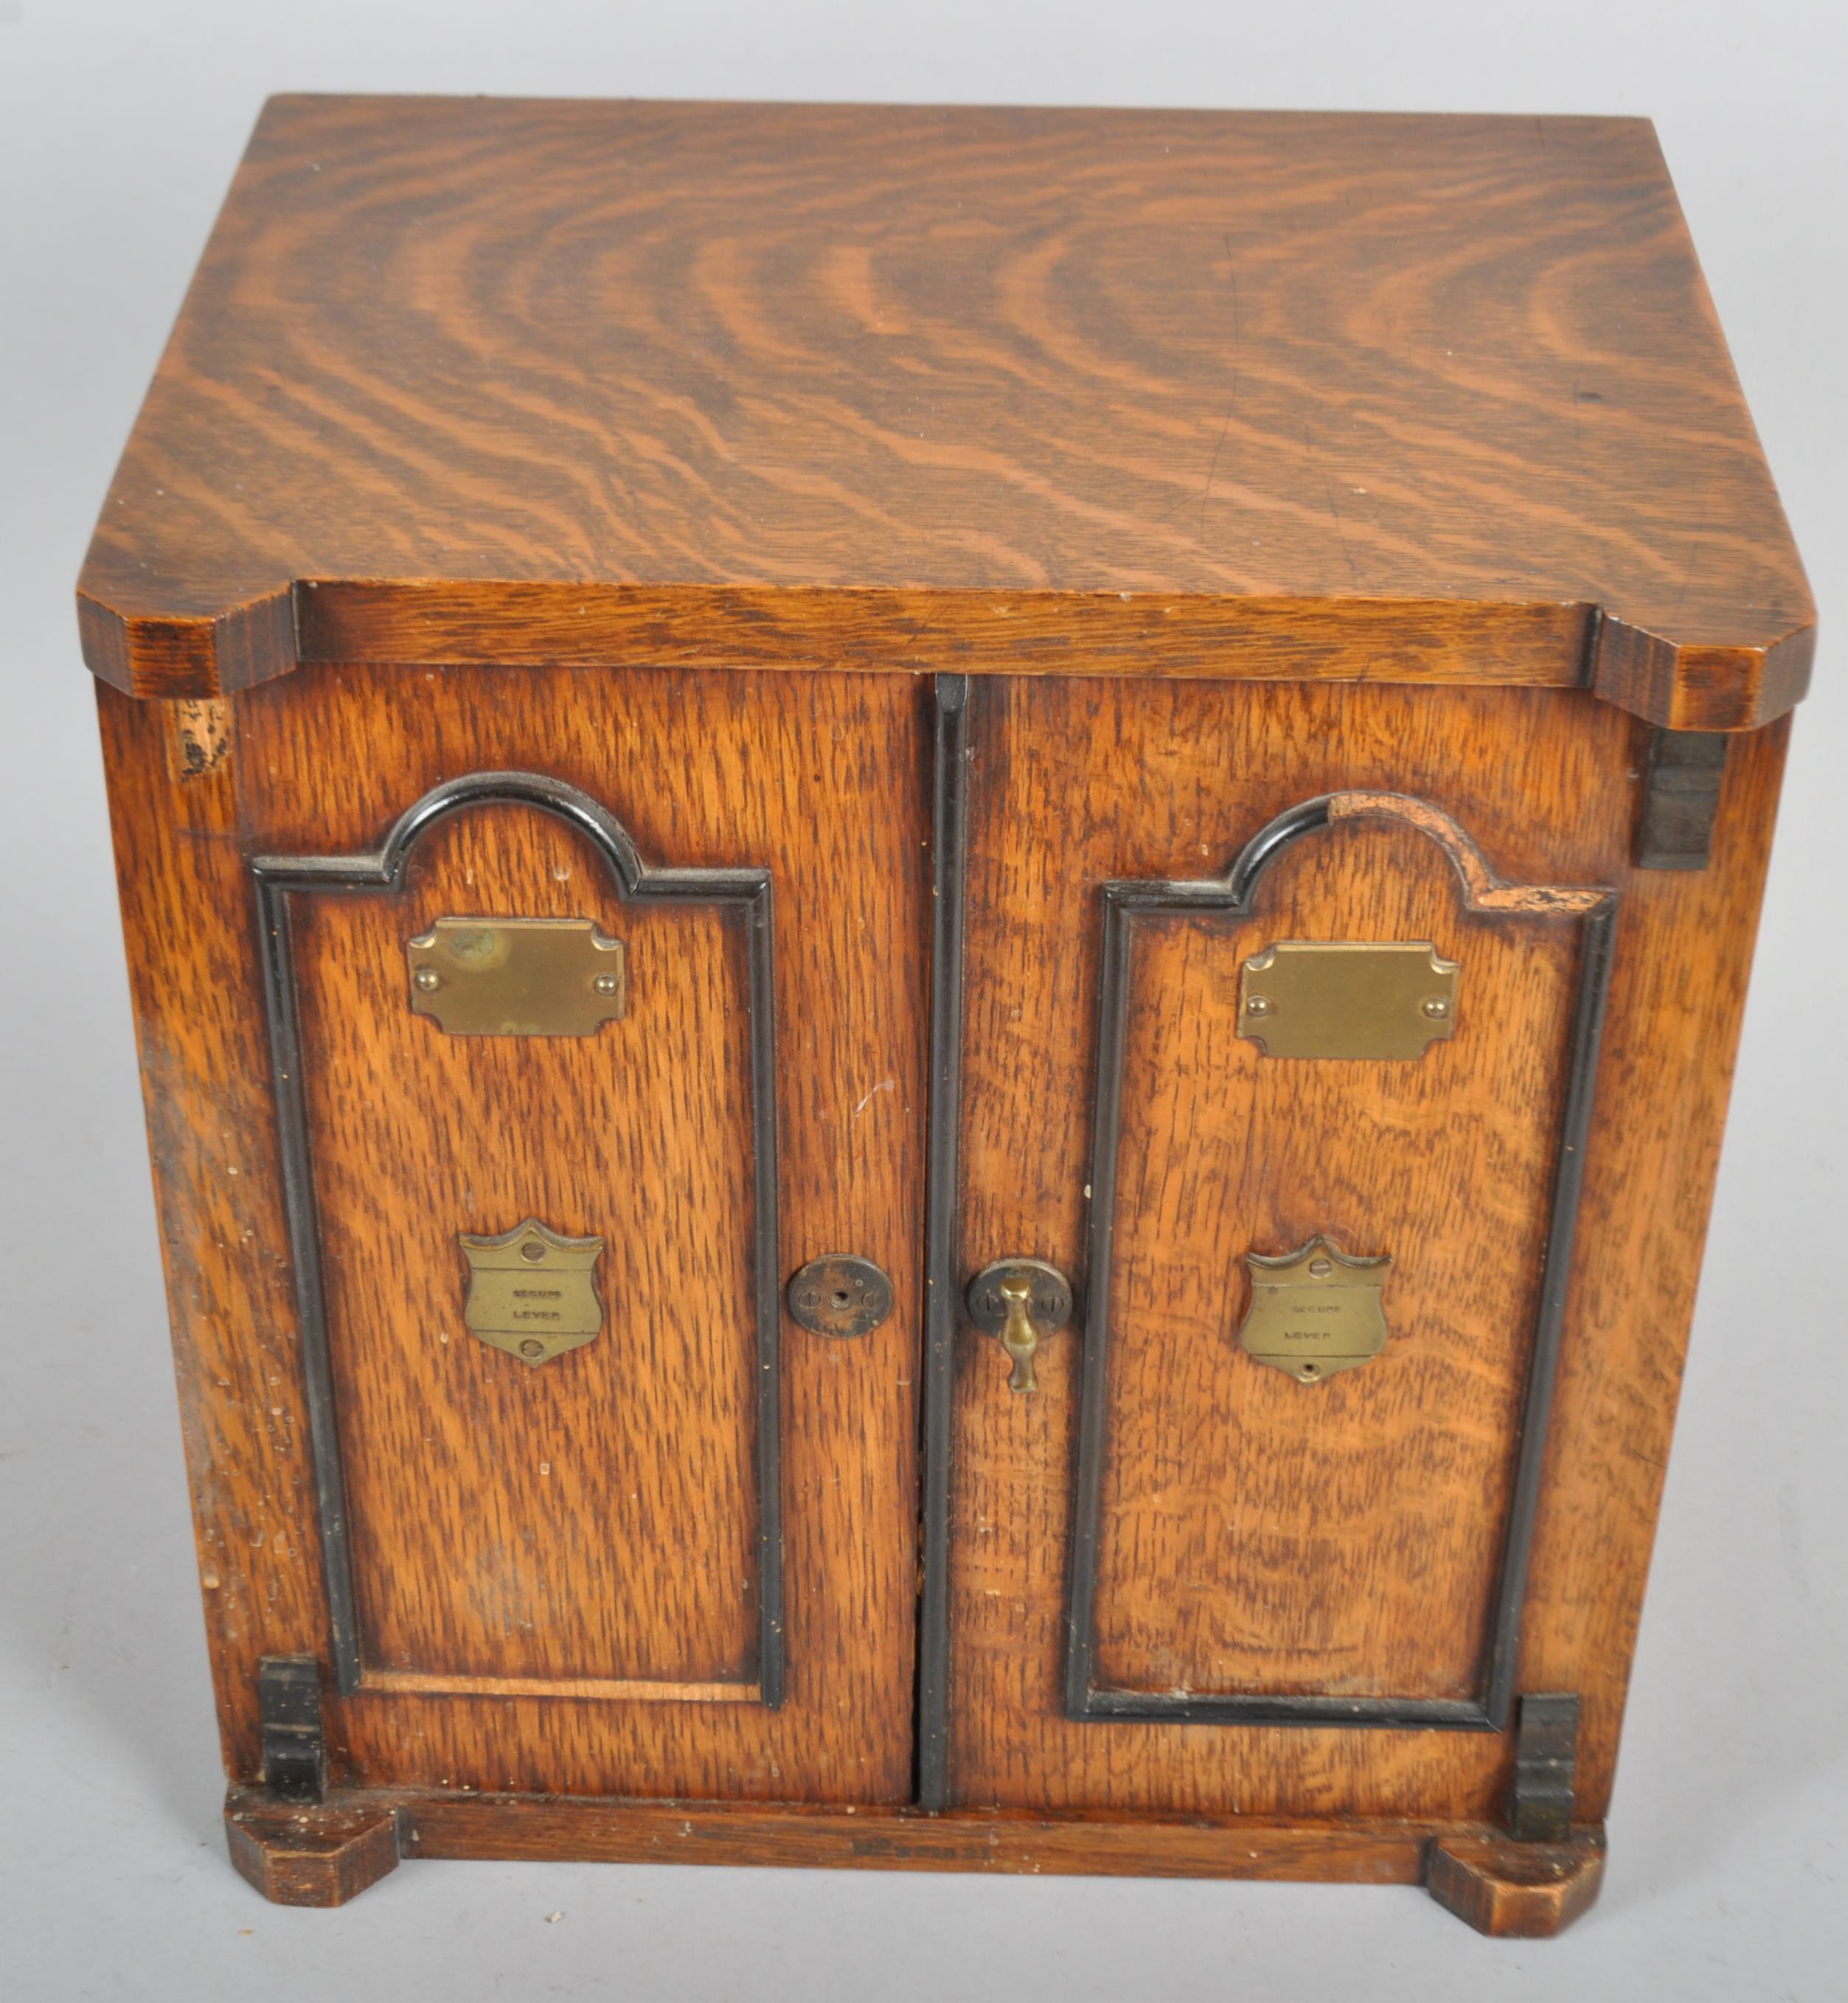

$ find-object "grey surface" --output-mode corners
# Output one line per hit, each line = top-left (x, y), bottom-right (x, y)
(1, 2), (1842, 1997)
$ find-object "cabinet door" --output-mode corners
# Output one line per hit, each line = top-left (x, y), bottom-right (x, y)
(940, 674), (1774, 1822)
(224, 666), (926, 1802)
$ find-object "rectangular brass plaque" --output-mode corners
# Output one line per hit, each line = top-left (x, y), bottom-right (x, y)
(1237, 940), (1458, 1060)
(406, 917), (627, 1036)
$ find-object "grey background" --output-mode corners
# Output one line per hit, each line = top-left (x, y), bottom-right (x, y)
(2, 2), (1841, 1996)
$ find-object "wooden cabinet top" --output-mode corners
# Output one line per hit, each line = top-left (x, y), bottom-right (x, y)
(78, 94), (1813, 727)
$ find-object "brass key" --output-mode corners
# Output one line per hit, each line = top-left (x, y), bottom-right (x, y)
(966, 1260), (1074, 1396)
(998, 1277), (1041, 1394)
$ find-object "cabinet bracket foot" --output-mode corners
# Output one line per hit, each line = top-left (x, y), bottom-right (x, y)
(1425, 1830), (1605, 1936)
(1427, 1691), (1602, 1934)
(225, 1787), (403, 1908)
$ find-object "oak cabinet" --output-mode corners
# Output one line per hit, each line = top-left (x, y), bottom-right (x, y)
(82, 97), (1810, 1935)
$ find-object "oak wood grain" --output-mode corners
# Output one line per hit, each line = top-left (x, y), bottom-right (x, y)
(88, 105), (1801, 1881)
(224, 1782), (1466, 1884)
(946, 676), (1787, 1819)
(221, 1781), (1605, 1923)
(288, 807), (762, 1691)
(1091, 813), (1591, 1704)
(78, 97), (1811, 725)
(103, 655), (1788, 1846)
(1425, 1832), (1606, 1937)
(97, 684), (333, 1783)
(108, 664), (931, 1803)
(226, 1796), (403, 1907)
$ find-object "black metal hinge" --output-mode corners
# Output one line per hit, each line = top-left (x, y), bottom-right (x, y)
(1507, 1691), (1580, 1842)
(258, 1654), (327, 1804)
(1635, 728), (1729, 870)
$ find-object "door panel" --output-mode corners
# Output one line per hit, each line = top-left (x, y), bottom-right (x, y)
(1069, 800), (1611, 1726)
(282, 796), (771, 1700)
(234, 664), (927, 1802)
(946, 675), (1640, 1816)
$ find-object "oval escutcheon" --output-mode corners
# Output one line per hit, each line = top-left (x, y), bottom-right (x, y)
(786, 1254), (895, 1339)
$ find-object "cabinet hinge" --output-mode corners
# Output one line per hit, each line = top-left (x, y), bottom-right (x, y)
(1635, 728), (1729, 870)
(1507, 1691), (1580, 1842)
(258, 1655), (327, 1804)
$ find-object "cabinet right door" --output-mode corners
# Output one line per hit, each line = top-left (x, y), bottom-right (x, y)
(942, 673), (1784, 1822)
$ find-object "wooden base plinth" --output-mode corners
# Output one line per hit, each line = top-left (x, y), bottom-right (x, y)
(1425, 1832), (1606, 1937)
(224, 1786), (1605, 1931)
(226, 1794), (403, 1907)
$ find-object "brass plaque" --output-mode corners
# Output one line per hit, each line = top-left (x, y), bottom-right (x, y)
(1237, 940), (1458, 1060)
(1237, 1235), (1392, 1384)
(459, 1218), (605, 1366)
(407, 917), (627, 1036)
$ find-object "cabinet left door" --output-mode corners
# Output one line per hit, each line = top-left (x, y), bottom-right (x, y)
(100, 665), (930, 1804)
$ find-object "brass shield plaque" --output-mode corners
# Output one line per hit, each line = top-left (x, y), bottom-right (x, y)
(408, 917), (627, 1036)
(459, 1218), (605, 1366)
(1237, 1235), (1392, 1384)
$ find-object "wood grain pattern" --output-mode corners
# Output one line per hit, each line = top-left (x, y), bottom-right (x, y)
(1425, 1833), (1606, 1937)
(97, 683), (336, 1784)
(108, 664), (931, 1803)
(77, 97), (1811, 726)
(226, 1796), (403, 1908)
(87, 100), (1802, 1888)
(293, 582), (1595, 690)
(946, 676), (1787, 1817)
(1090, 813), (1591, 1704)
(289, 807), (762, 1692)
(224, 1782), (1480, 1885)
(103, 656), (1788, 1851)
(220, 1781), (1609, 1920)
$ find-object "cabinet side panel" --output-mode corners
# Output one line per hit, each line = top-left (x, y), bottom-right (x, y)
(1521, 715), (1789, 1818)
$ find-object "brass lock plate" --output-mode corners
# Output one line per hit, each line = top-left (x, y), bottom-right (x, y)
(1237, 1235), (1391, 1384)
(407, 917), (627, 1036)
(1237, 940), (1458, 1059)
(459, 1218), (605, 1366)
(786, 1255), (895, 1339)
